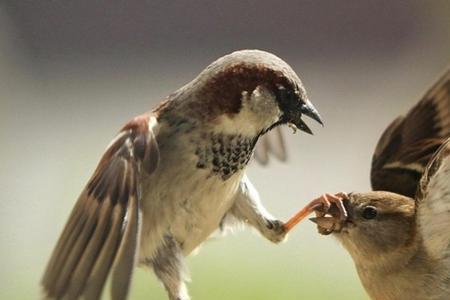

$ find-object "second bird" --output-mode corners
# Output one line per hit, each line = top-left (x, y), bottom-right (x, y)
(309, 69), (450, 300)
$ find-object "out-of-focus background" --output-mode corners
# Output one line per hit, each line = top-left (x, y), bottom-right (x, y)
(1, 1), (449, 299)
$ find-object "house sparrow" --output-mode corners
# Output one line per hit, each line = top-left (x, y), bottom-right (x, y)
(41, 49), (323, 300)
(284, 69), (450, 300)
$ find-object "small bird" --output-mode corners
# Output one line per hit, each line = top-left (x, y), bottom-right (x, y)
(41, 49), (322, 300)
(285, 69), (450, 300)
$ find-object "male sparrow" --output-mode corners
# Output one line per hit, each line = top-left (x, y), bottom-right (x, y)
(41, 50), (322, 300)
(284, 69), (450, 300)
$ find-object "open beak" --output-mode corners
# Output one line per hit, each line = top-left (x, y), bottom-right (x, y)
(290, 99), (323, 135)
(301, 100), (323, 126)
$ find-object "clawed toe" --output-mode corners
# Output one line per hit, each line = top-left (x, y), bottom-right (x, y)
(284, 192), (349, 232)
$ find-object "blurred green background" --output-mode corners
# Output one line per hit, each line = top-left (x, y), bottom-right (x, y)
(1, 1), (450, 299)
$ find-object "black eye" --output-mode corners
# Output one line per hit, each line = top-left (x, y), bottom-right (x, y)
(277, 85), (294, 100)
(362, 206), (378, 220)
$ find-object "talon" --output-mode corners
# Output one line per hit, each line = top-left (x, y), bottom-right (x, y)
(284, 192), (349, 233)
(325, 192), (349, 221)
(335, 192), (349, 199)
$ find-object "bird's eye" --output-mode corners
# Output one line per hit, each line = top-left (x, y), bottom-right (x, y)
(277, 85), (294, 99)
(362, 206), (377, 220)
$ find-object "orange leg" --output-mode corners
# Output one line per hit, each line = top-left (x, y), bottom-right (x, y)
(283, 192), (349, 233)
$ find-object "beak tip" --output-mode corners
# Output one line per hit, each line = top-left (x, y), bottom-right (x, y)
(292, 119), (313, 135)
(312, 111), (324, 126)
(301, 102), (323, 127)
(318, 117), (324, 127)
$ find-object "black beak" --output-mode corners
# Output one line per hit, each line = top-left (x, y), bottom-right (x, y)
(290, 100), (323, 134)
(293, 119), (313, 135)
(301, 101), (323, 126)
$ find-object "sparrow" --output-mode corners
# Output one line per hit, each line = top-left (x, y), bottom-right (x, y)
(284, 69), (450, 300)
(41, 49), (323, 300)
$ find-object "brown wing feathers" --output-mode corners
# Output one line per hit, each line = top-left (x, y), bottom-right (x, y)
(111, 190), (141, 300)
(41, 114), (159, 300)
(371, 69), (450, 197)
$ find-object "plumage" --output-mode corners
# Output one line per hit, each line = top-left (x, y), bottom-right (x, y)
(417, 138), (450, 262)
(41, 49), (322, 300)
(371, 69), (450, 197)
(42, 113), (159, 300)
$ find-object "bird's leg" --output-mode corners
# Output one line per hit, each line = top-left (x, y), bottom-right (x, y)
(230, 189), (287, 244)
(284, 192), (349, 232)
(149, 236), (190, 300)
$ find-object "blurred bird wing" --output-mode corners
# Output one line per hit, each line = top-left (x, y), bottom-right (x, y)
(253, 126), (287, 165)
(371, 69), (450, 197)
(416, 138), (450, 261)
(41, 114), (160, 300)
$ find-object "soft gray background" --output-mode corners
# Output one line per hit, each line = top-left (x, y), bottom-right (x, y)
(1, 1), (449, 299)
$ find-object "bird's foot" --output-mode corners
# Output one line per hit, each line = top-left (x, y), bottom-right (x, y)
(284, 192), (349, 232)
(314, 192), (349, 220)
(265, 219), (288, 243)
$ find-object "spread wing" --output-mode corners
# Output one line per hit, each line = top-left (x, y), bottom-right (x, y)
(41, 114), (160, 300)
(254, 126), (287, 165)
(371, 69), (450, 197)
(416, 138), (450, 261)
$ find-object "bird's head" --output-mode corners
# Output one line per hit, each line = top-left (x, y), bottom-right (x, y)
(183, 49), (322, 137)
(311, 191), (416, 266)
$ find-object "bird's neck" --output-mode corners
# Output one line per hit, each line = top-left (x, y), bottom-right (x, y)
(352, 242), (433, 300)
(351, 238), (418, 271)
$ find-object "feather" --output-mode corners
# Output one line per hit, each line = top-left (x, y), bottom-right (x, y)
(371, 69), (450, 197)
(417, 138), (450, 261)
(41, 113), (160, 300)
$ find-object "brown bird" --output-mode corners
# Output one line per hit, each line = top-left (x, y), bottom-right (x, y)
(284, 69), (450, 300)
(41, 49), (322, 300)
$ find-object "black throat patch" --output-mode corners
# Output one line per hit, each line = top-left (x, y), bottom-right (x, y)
(195, 133), (256, 180)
